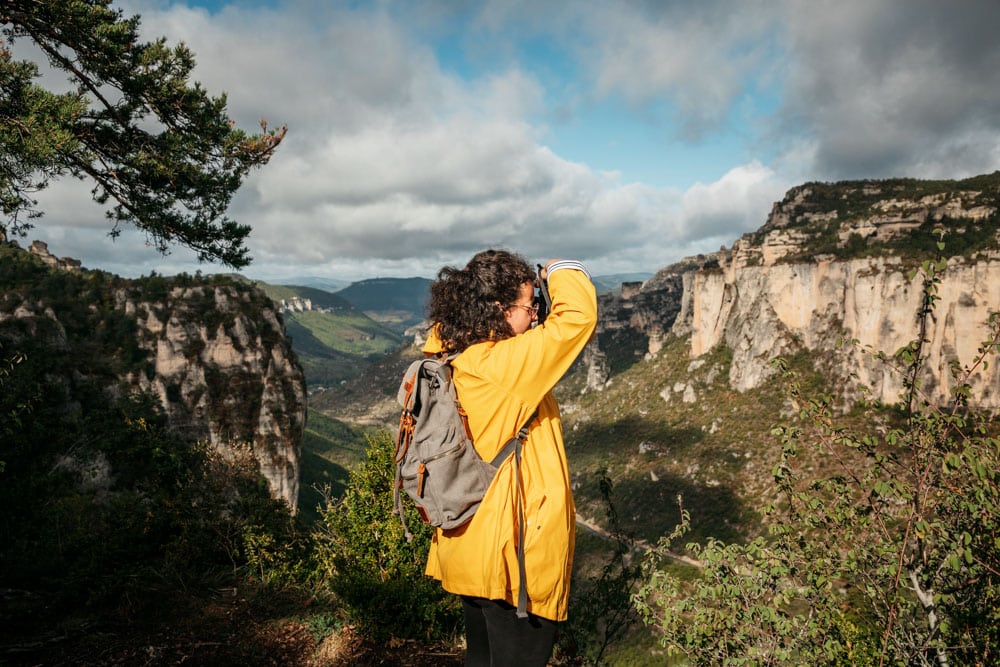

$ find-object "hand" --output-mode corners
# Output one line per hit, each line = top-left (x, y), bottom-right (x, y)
(539, 258), (562, 282)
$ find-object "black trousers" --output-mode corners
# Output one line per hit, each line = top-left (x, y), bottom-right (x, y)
(461, 596), (558, 667)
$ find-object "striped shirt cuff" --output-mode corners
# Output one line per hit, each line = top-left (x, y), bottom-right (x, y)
(545, 260), (591, 279)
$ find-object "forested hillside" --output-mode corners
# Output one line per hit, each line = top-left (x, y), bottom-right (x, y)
(335, 277), (432, 331)
(0, 242), (316, 663)
(253, 280), (404, 388)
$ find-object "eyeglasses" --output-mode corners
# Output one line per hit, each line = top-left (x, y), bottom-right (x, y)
(508, 301), (539, 317)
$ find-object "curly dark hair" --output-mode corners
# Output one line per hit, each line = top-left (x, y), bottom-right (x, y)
(428, 249), (536, 353)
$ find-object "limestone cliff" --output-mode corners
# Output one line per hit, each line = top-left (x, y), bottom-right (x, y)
(595, 173), (1000, 409)
(679, 255), (1000, 407)
(0, 244), (307, 510)
(117, 280), (306, 509)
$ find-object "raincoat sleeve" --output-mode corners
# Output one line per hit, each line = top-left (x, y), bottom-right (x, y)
(470, 262), (597, 410)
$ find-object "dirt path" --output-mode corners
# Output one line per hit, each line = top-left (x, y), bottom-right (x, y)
(575, 513), (703, 568)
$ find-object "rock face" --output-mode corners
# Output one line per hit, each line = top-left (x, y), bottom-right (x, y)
(679, 255), (1000, 407)
(28, 239), (82, 271)
(118, 282), (306, 509)
(591, 174), (1000, 409)
(590, 272), (685, 381)
(0, 243), (306, 510)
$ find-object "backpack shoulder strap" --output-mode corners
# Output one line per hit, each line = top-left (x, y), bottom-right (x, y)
(489, 406), (538, 619)
(508, 410), (537, 619)
(488, 408), (538, 466)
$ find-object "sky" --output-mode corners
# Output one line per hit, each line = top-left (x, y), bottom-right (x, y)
(18, 0), (1000, 282)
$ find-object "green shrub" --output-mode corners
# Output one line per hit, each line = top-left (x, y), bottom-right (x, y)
(312, 431), (461, 641)
(0, 378), (299, 598)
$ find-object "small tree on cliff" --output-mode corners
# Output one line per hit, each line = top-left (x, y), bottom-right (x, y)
(0, 0), (285, 268)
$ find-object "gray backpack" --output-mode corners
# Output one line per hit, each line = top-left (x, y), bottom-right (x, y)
(394, 354), (534, 616)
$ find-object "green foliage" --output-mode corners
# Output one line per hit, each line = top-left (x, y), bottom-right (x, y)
(0, 350), (24, 477)
(312, 431), (462, 641)
(0, 47), (85, 225)
(636, 508), (870, 666)
(301, 610), (342, 643)
(772, 172), (1000, 262)
(298, 412), (373, 522)
(0, 244), (147, 382)
(634, 255), (1000, 665)
(784, 172), (1000, 227)
(1, 0), (285, 267)
(559, 470), (644, 665)
(884, 212), (1000, 260)
(0, 380), (302, 598)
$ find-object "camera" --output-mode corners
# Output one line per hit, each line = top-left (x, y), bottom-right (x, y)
(535, 264), (551, 324)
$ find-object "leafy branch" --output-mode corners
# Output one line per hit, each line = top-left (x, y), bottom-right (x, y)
(1, 0), (286, 267)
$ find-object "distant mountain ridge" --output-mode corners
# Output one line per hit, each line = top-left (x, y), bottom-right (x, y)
(591, 272), (654, 294)
(335, 277), (432, 331)
(272, 275), (351, 293)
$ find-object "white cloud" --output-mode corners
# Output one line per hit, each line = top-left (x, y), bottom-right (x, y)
(99, 0), (714, 279)
(14, 0), (999, 284)
(570, 1), (779, 139)
(678, 161), (788, 242)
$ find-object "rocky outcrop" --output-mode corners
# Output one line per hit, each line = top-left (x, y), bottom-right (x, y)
(0, 243), (306, 510)
(117, 282), (306, 510)
(28, 239), (82, 271)
(590, 174), (1000, 409)
(280, 296), (314, 312)
(677, 177), (1000, 407)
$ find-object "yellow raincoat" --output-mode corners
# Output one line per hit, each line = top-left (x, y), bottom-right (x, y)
(422, 266), (597, 621)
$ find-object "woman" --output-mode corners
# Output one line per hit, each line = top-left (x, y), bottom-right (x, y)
(423, 249), (598, 666)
